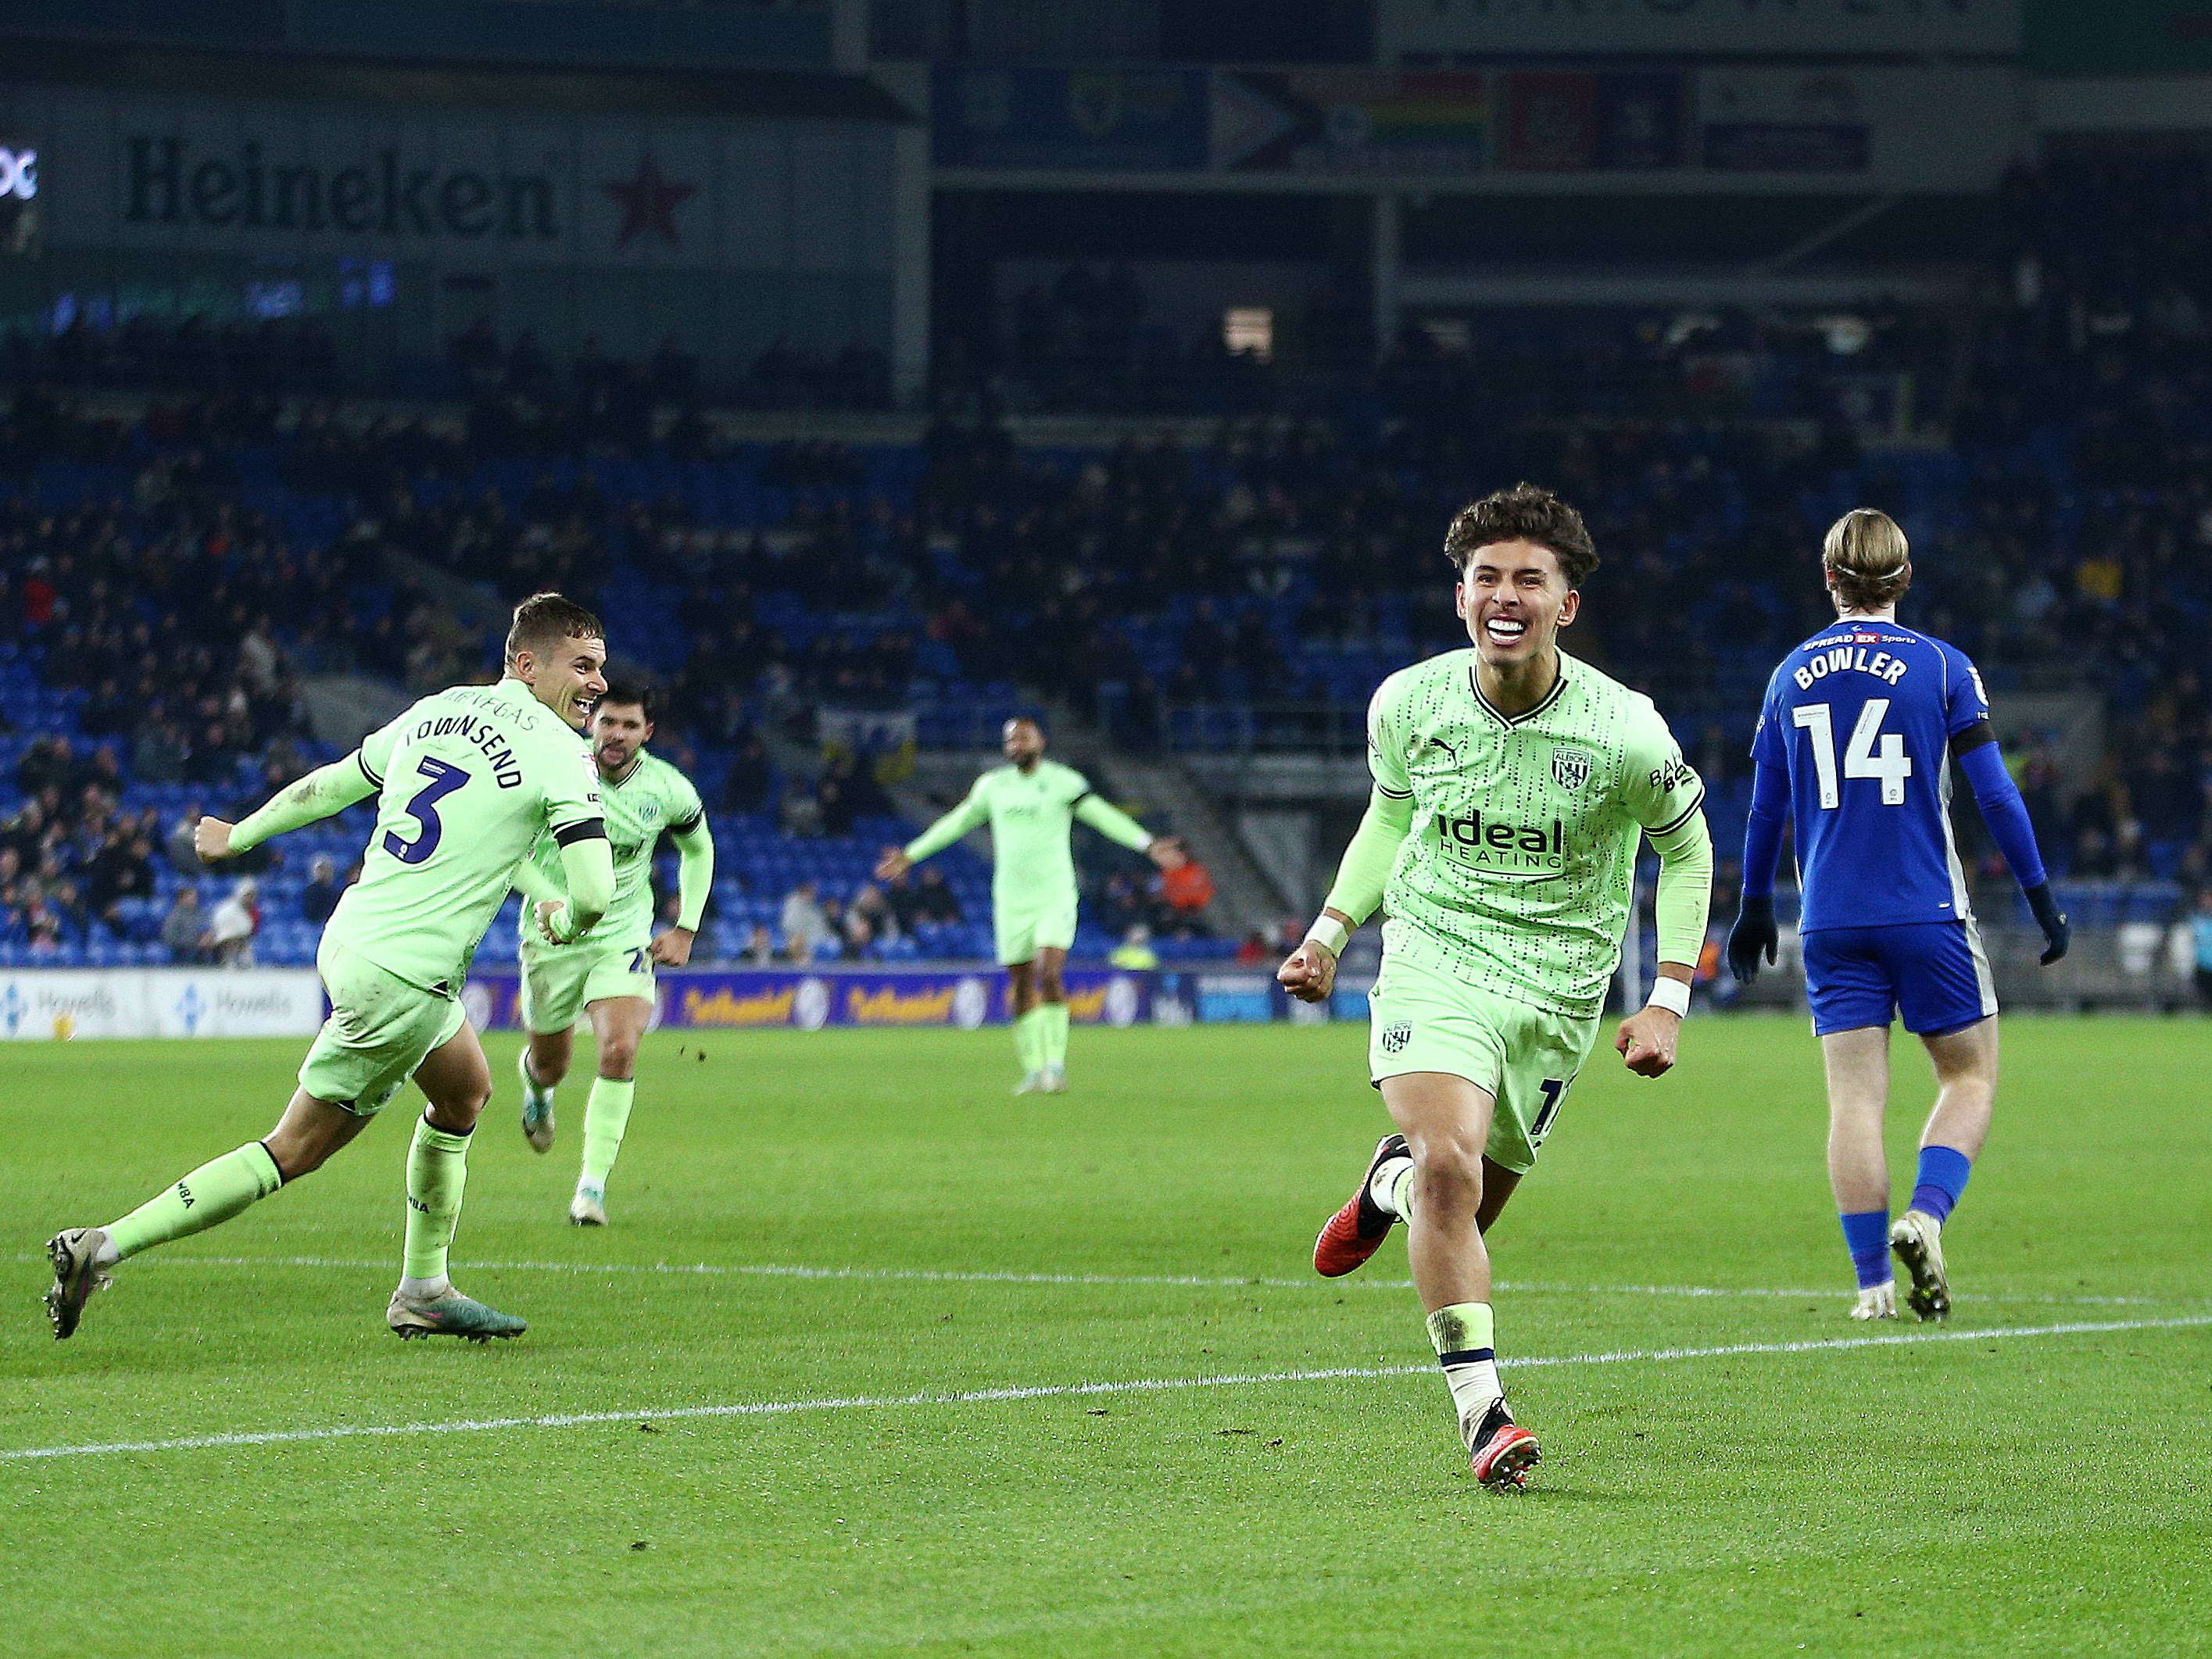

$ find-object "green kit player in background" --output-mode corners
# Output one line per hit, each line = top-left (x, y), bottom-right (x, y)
(1283, 484), (1714, 1488)
(513, 679), (713, 1225)
(43, 594), (616, 1342)
(877, 717), (1183, 1093)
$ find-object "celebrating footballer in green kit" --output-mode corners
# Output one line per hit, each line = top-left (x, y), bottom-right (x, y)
(512, 680), (712, 1226)
(877, 717), (1183, 1093)
(1283, 484), (1714, 1489)
(43, 594), (616, 1343)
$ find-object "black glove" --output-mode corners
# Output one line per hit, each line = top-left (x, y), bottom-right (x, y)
(1727, 894), (1778, 984)
(2023, 881), (2070, 965)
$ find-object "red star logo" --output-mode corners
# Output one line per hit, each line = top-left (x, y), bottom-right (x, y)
(602, 155), (696, 248)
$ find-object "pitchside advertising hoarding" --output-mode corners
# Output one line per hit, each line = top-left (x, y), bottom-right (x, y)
(0, 969), (324, 1040)
(0, 964), (1380, 1038)
(464, 967), (1158, 1032)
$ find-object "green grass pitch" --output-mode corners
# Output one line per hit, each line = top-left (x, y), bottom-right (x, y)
(5, 1017), (2208, 1657)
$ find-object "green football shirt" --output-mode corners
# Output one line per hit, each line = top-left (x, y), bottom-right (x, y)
(904, 758), (1154, 899)
(324, 678), (603, 991)
(519, 747), (704, 956)
(1365, 647), (1704, 1018)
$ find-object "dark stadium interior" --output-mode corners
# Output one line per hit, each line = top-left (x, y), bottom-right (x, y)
(0, 9), (2204, 1002)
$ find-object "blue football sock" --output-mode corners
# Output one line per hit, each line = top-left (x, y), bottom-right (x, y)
(1910, 1145), (1972, 1226)
(1840, 1209), (1892, 1289)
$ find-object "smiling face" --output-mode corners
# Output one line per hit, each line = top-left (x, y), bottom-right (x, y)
(512, 633), (609, 729)
(1455, 538), (1580, 668)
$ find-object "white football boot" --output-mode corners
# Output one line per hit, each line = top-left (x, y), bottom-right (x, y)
(1889, 1210), (1951, 1321)
(569, 1184), (609, 1227)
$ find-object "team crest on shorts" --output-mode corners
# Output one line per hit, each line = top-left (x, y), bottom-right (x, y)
(1380, 1021), (1412, 1055)
(1551, 745), (1595, 792)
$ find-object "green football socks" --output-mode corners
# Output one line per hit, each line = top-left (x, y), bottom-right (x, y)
(1039, 1003), (1070, 1073)
(403, 1114), (472, 1283)
(579, 1077), (636, 1192)
(106, 1141), (284, 1262)
(1014, 1007), (1049, 1074)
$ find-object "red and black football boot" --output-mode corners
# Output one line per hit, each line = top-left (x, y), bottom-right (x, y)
(1312, 1132), (1409, 1278)
(1467, 1397), (1540, 1490)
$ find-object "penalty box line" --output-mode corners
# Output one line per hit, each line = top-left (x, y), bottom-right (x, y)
(9, 1313), (2210, 1464)
(13, 1252), (2189, 1309)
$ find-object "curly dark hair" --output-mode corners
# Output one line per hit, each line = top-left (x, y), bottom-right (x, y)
(1443, 483), (1599, 588)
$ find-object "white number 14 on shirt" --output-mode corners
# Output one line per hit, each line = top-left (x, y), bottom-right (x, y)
(1792, 699), (1913, 808)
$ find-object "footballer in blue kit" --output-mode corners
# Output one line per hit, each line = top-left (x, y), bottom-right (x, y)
(1727, 509), (2068, 1321)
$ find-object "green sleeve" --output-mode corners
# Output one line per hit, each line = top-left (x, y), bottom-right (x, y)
(1619, 698), (1706, 835)
(547, 832), (614, 943)
(356, 707), (409, 790)
(1322, 788), (1416, 928)
(904, 782), (990, 863)
(228, 755), (379, 853)
(1072, 790), (1155, 854)
(671, 817), (714, 931)
(1365, 681), (1414, 802)
(510, 848), (562, 908)
(1647, 807), (1714, 970)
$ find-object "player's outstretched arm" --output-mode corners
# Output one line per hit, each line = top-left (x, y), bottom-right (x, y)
(1727, 756), (1788, 983)
(197, 753), (380, 862)
(1280, 787), (1412, 1003)
(1072, 792), (1156, 853)
(879, 787), (989, 881)
(1954, 724), (2068, 964)
(651, 815), (714, 966)
(1616, 806), (1713, 1078)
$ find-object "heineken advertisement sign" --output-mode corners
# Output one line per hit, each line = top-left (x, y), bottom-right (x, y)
(127, 138), (560, 241)
(16, 89), (898, 273)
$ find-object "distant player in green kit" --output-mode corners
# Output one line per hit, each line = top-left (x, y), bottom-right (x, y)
(877, 717), (1183, 1093)
(512, 680), (713, 1225)
(1283, 484), (1713, 1487)
(44, 594), (615, 1342)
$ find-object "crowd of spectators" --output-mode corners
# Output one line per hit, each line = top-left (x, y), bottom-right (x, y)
(0, 145), (2208, 970)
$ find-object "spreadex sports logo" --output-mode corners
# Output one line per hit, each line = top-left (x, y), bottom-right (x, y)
(1435, 808), (1570, 873)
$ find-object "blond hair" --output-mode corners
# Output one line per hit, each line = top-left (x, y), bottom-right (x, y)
(1823, 508), (1911, 613)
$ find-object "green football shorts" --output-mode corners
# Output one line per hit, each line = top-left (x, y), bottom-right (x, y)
(299, 937), (468, 1117)
(992, 887), (1079, 966)
(1365, 952), (1603, 1175)
(519, 940), (656, 1034)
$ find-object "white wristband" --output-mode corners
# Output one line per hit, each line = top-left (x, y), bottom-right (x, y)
(1645, 976), (1691, 1017)
(1305, 915), (1350, 957)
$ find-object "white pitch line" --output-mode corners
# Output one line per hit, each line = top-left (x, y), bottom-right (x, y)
(9, 1313), (2208, 1464)
(25, 1251), (2184, 1308)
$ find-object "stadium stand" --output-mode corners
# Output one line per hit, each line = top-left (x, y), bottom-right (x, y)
(2, 145), (2207, 969)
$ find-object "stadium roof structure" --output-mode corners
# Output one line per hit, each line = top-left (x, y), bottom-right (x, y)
(0, 36), (915, 123)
